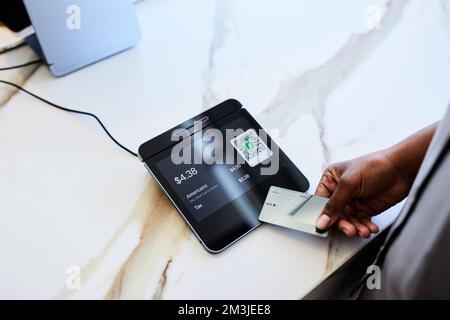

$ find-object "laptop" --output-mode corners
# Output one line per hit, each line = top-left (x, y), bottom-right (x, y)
(23, 0), (141, 76)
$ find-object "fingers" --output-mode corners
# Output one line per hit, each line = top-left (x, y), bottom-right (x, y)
(314, 170), (337, 198)
(347, 216), (371, 238)
(336, 219), (357, 237)
(336, 216), (379, 238)
(315, 182), (332, 198)
(316, 178), (356, 230)
(359, 218), (379, 234)
(354, 210), (380, 234)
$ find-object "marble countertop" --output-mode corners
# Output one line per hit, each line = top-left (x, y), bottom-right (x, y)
(1, 0), (449, 299)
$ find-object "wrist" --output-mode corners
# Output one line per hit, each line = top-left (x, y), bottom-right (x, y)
(383, 122), (438, 185)
(383, 145), (416, 185)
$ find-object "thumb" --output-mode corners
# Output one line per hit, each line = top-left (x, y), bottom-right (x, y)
(316, 178), (355, 230)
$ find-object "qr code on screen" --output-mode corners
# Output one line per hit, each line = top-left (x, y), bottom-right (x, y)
(230, 129), (273, 167)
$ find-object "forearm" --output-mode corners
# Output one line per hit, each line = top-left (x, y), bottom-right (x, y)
(385, 122), (438, 185)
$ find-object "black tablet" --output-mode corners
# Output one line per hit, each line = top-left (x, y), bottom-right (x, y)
(138, 99), (309, 253)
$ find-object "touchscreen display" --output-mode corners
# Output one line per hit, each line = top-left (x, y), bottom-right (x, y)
(156, 115), (282, 222)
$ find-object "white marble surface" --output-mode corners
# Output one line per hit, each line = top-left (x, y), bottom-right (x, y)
(1, 0), (449, 299)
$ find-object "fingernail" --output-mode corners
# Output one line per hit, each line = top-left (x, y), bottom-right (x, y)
(316, 214), (331, 230)
(340, 227), (348, 236)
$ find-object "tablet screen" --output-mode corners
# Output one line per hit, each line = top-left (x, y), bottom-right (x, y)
(155, 115), (274, 222)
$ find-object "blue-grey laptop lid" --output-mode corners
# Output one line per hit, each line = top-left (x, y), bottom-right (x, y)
(23, 0), (141, 76)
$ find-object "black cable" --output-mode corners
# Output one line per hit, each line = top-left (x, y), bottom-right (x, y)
(0, 58), (42, 70)
(0, 79), (138, 158)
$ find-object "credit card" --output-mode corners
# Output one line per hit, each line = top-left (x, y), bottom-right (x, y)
(259, 186), (329, 237)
